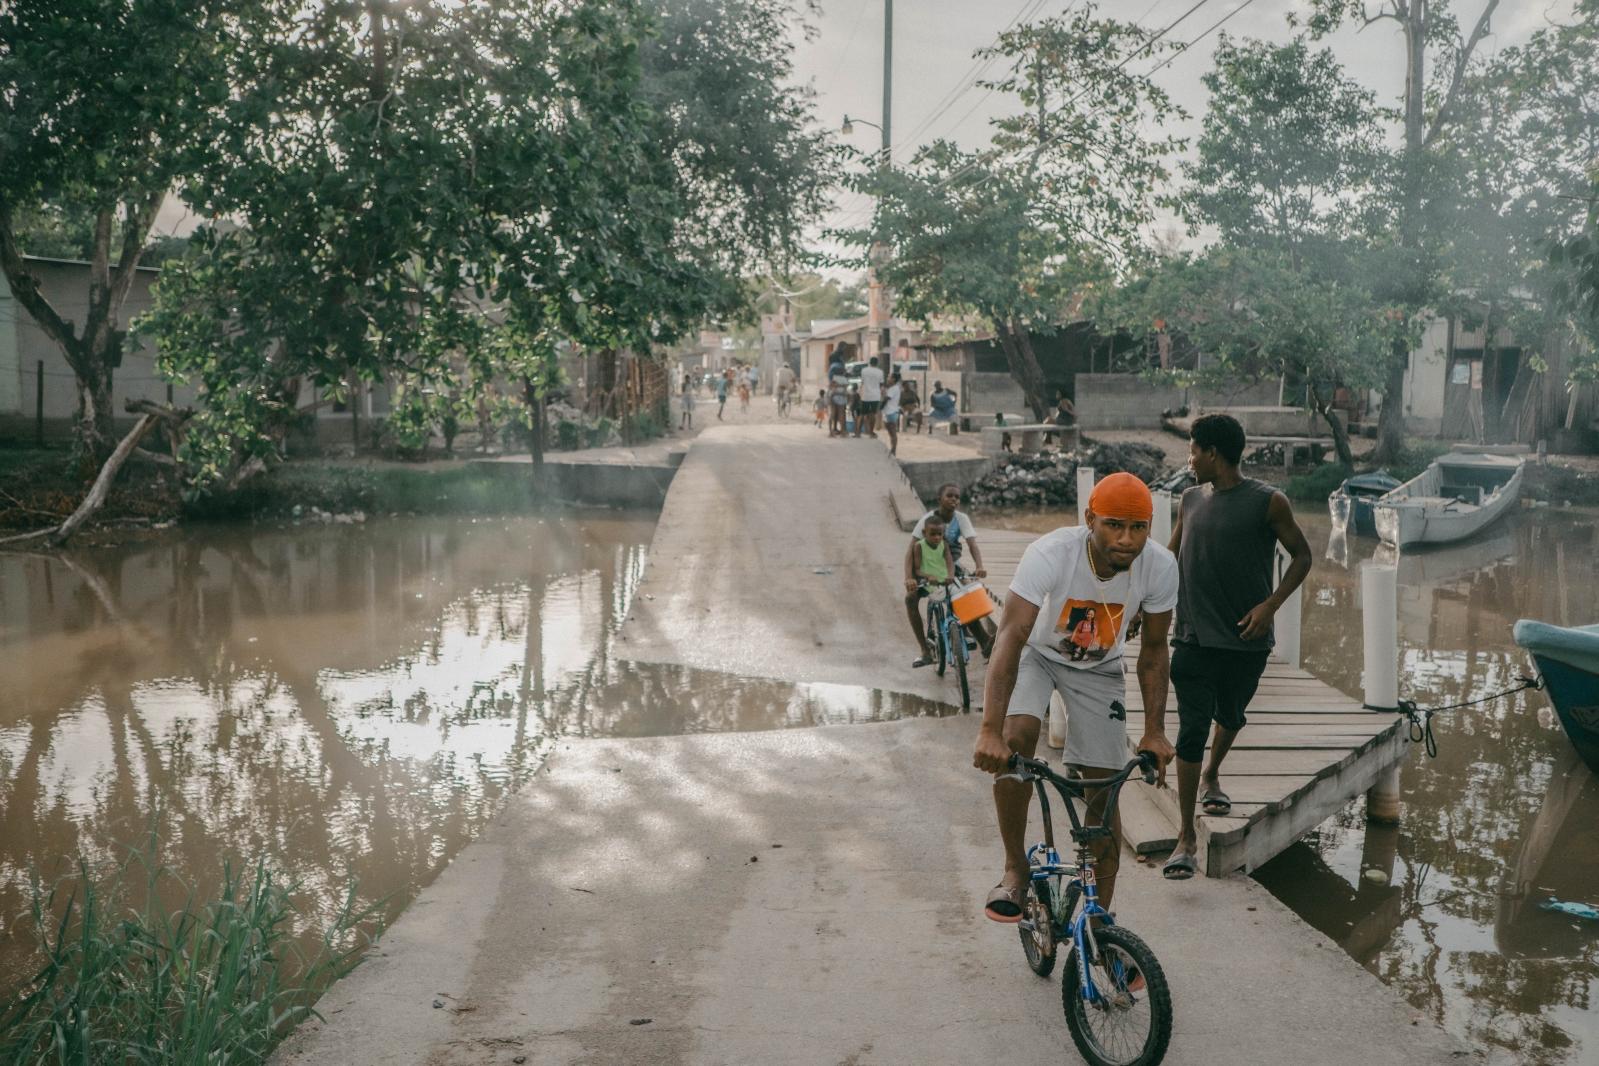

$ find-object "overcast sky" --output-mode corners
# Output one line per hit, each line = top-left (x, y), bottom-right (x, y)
(793, 0), (1578, 258)
(151, 1), (1578, 254)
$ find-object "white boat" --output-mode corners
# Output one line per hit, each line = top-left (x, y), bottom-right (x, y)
(1372, 452), (1524, 547)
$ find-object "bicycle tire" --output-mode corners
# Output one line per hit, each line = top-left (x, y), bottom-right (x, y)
(1061, 924), (1173, 1066)
(954, 627), (971, 709)
(1019, 877), (1056, 977)
(928, 602), (947, 676)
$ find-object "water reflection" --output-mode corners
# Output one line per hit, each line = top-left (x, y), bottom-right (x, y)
(0, 515), (948, 994)
(1253, 509), (1599, 1065)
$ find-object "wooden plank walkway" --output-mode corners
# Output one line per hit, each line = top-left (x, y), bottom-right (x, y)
(972, 528), (1409, 877)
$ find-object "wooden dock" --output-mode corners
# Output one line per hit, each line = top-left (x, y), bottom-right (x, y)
(974, 529), (1410, 877)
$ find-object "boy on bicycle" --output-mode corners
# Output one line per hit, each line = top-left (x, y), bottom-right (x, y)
(903, 513), (955, 668)
(971, 473), (1178, 923)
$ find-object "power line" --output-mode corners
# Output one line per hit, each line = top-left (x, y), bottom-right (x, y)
(1144, 0), (1262, 77)
(829, 0), (1222, 232)
(890, 0), (1058, 159)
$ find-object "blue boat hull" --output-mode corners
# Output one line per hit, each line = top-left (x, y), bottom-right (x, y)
(1528, 655), (1599, 775)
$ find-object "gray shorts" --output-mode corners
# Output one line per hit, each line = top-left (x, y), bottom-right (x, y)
(1006, 647), (1129, 770)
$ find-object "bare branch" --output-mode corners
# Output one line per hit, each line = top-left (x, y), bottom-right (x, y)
(47, 414), (157, 546)
(1425, 0), (1502, 148)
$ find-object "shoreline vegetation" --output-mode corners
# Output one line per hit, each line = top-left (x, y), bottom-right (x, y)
(5, 427), (1599, 547)
(0, 835), (380, 1065)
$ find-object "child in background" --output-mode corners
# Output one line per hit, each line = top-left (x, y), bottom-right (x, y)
(903, 513), (955, 667)
(813, 389), (828, 427)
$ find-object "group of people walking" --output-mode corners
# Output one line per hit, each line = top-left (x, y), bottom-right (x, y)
(952, 413), (1312, 920)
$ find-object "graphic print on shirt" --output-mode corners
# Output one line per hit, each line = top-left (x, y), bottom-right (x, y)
(1054, 599), (1125, 662)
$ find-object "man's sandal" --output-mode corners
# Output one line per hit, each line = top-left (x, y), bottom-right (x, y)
(1161, 850), (1198, 881)
(1200, 787), (1232, 816)
(984, 882), (1025, 923)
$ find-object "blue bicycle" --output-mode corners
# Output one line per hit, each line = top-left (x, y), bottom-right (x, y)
(921, 582), (974, 709)
(1002, 752), (1173, 1066)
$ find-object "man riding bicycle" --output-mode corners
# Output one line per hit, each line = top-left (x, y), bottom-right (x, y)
(972, 473), (1177, 924)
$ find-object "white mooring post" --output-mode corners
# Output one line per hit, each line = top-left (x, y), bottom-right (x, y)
(1360, 560), (1402, 824)
(1076, 466), (1097, 525)
(1151, 489), (1172, 548)
(1272, 544), (1302, 669)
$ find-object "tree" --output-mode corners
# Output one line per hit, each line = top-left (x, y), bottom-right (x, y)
(1445, 0), (1599, 426)
(1125, 35), (1400, 465)
(143, 0), (831, 487)
(842, 4), (1183, 419)
(0, 0), (256, 464)
(1301, 0), (1503, 462)
(1101, 249), (1397, 466)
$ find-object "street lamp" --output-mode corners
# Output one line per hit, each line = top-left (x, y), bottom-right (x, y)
(841, 114), (881, 139)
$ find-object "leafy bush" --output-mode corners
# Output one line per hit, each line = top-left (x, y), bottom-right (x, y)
(555, 419), (584, 451)
(1284, 462), (1352, 501)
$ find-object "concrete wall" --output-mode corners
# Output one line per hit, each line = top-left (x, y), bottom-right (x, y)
(0, 257), (206, 439)
(1074, 373), (1184, 429)
(898, 455), (999, 505)
(1191, 378), (1282, 409)
(962, 371), (1029, 420)
(1400, 317), (1450, 436)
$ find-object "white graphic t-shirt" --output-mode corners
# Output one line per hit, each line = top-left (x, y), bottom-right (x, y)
(1008, 525), (1178, 668)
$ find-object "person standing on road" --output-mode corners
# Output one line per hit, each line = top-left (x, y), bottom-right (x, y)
(716, 369), (731, 421)
(1161, 414), (1312, 881)
(776, 362), (797, 416)
(855, 355), (885, 438)
(737, 365), (752, 414)
(971, 473), (1178, 923)
(828, 357), (849, 437)
(679, 373), (696, 431)
(882, 372), (903, 455)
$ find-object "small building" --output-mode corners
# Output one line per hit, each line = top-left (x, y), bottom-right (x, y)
(1390, 314), (1597, 449)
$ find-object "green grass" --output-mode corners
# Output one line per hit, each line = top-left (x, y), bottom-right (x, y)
(0, 839), (379, 1065)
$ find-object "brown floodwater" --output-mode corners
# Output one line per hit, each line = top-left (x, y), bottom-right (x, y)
(4, 504), (1597, 1061)
(991, 502), (1599, 1064)
(0, 514), (948, 995)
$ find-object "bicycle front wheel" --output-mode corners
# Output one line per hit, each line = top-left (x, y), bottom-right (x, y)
(1062, 924), (1172, 1066)
(1019, 877), (1056, 977)
(928, 603), (947, 676)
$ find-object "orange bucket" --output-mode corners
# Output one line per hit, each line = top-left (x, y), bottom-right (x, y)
(951, 582), (995, 625)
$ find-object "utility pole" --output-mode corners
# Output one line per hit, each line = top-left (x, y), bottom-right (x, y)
(878, 0), (893, 357)
(881, 0), (892, 157)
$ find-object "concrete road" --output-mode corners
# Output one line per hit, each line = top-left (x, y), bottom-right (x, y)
(617, 423), (950, 704)
(275, 716), (1464, 1066)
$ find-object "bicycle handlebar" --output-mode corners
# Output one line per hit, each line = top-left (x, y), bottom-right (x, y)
(1004, 750), (1159, 792)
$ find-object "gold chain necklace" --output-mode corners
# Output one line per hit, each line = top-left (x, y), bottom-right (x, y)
(1083, 538), (1126, 635)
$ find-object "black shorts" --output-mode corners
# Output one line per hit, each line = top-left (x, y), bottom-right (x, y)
(1172, 643), (1270, 763)
(858, 400), (881, 414)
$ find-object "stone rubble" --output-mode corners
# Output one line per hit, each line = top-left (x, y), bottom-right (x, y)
(965, 438), (1172, 508)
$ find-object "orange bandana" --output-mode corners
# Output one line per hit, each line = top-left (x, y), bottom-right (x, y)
(1087, 472), (1153, 522)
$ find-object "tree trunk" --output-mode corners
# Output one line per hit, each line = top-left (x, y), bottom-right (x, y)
(996, 321), (1050, 421)
(525, 378), (545, 470)
(74, 349), (118, 469)
(1308, 383), (1355, 468)
(1372, 340), (1409, 464)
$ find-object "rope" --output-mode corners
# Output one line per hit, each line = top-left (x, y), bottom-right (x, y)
(1397, 675), (1543, 759)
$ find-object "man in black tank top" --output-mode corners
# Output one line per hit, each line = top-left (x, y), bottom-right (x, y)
(1161, 415), (1312, 880)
